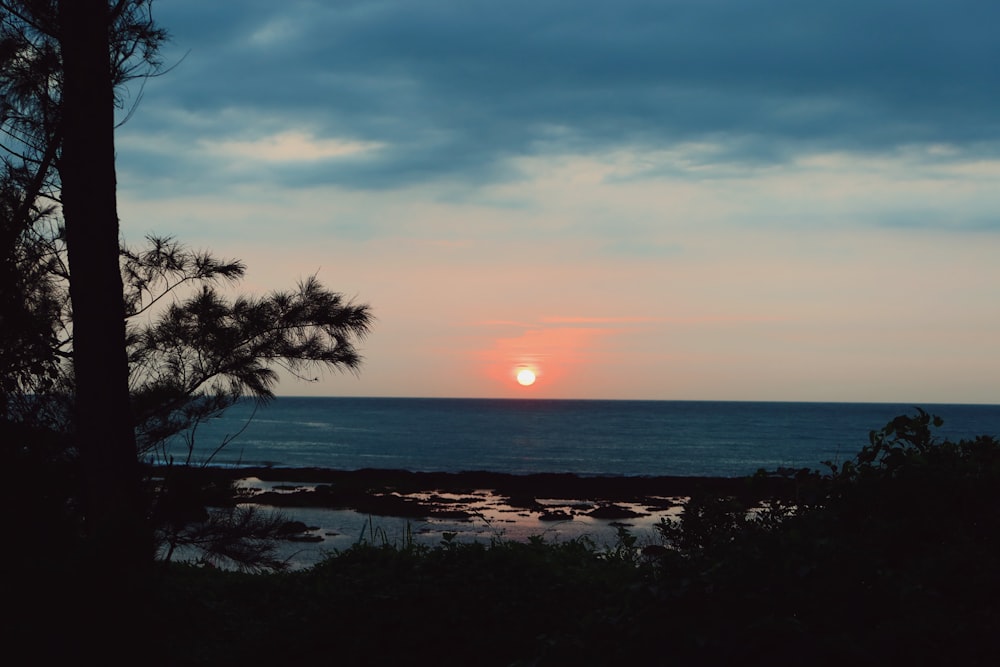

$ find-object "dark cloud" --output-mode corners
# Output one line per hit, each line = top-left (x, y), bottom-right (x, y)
(122, 0), (1000, 190)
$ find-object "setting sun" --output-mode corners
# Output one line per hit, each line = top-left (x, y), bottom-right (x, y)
(516, 369), (537, 386)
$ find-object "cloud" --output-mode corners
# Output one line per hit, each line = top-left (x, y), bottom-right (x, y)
(200, 131), (383, 163)
(104, 1), (1000, 403)
(541, 315), (787, 325)
(121, 0), (1000, 193)
(541, 316), (667, 325)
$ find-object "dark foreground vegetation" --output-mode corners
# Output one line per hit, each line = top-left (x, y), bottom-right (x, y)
(5, 410), (1000, 666)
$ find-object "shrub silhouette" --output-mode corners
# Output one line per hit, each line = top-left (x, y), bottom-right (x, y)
(641, 409), (1000, 665)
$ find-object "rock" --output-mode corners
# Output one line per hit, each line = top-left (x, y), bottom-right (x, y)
(278, 520), (312, 534)
(588, 504), (647, 520)
(286, 534), (324, 543)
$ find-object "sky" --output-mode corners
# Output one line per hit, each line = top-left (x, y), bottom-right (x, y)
(114, 0), (1000, 403)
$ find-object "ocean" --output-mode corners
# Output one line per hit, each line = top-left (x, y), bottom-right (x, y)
(158, 397), (1000, 477)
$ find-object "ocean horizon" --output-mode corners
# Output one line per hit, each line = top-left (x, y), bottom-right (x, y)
(157, 397), (1000, 478)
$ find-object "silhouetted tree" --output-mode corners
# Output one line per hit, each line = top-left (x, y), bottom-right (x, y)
(0, 0), (168, 568)
(57, 0), (150, 567)
(0, 3), (373, 573)
(122, 238), (372, 463)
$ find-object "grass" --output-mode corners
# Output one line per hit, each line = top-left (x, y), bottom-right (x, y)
(144, 532), (653, 666)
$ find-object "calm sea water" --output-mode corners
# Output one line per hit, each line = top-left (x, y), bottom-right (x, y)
(159, 398), (1000, 478)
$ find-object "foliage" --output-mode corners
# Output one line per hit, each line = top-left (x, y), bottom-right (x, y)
(139, 533), (648, 666)
(0, 1), (171, 430)
(121, 235), (373, 461)
(637, 410), (1000, 665)
(157, 505), (297, 573)
(1, 225), (372, 567)
(0, 172), (67, 422)
(2, 228), (374, 457)
(0, 0), (168, 424)
(0, 0), (166, 177)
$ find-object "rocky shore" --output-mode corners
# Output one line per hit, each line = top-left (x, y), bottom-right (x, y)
(152, 465), (798, 523)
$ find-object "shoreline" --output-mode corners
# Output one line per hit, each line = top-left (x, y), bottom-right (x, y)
(149, 465), (806, 568)
(150, 465), (799, 521)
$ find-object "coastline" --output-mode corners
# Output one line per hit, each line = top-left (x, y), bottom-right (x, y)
(149, 465), (803, 567)
(150, 467), (795, 536)
(153, 465), (798, 517)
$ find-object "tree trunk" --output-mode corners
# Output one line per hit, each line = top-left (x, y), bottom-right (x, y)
(58, 0), (148, 569)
